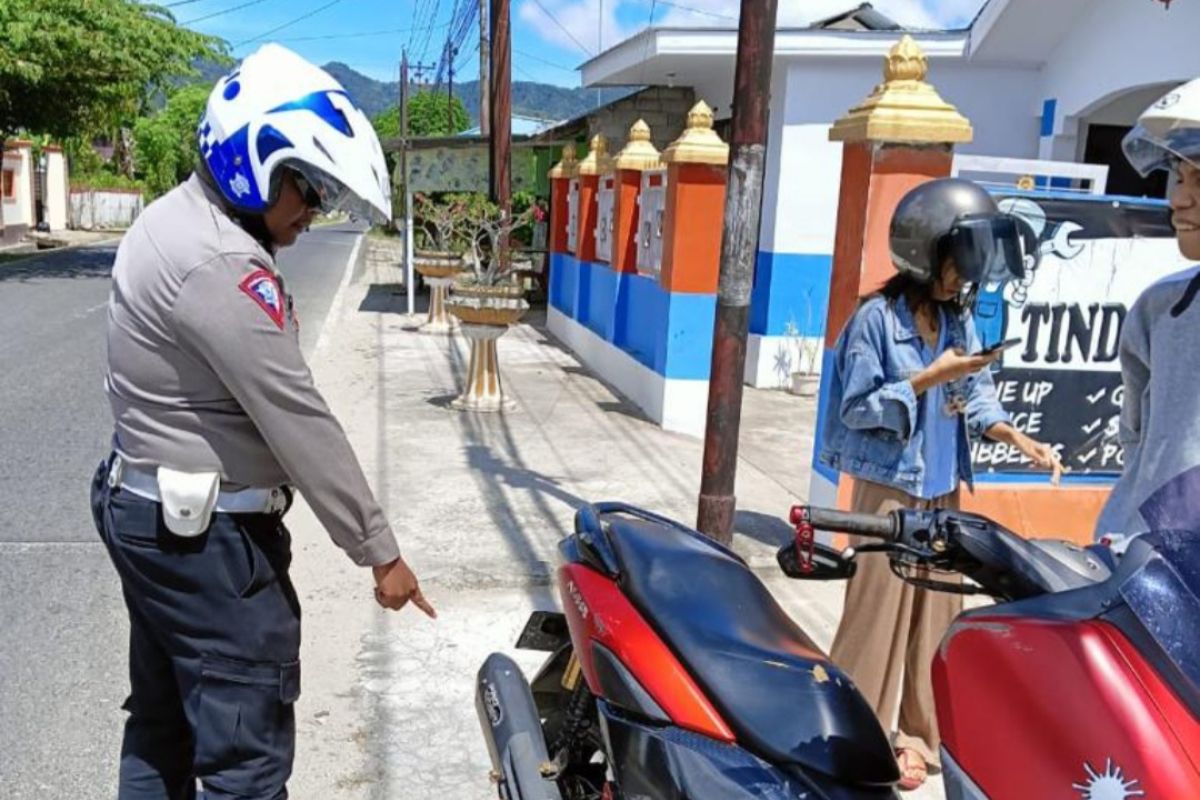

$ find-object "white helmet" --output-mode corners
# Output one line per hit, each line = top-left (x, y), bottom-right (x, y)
(1124, 77), (1200, 177)
(198, 44), (391, 223)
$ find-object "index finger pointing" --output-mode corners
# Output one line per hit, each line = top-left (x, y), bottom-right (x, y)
(411, 588), (438, 619)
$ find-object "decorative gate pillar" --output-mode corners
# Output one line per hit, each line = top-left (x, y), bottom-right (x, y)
(610, 120), (662, 274)
(575, 135), (611, 263)
(659, 102), (729, 293)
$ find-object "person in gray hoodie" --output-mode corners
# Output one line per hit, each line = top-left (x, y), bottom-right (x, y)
(1096, 77), (1200, 544)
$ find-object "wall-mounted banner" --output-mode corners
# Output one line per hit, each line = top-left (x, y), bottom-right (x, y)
(973, 194), (1185, 478)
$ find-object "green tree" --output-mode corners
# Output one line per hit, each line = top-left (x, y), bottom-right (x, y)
(373, 107), (402, 141)
(0, 0), (225, 224)
(407, 91), (470, 137)
(134, 84), (211, 198)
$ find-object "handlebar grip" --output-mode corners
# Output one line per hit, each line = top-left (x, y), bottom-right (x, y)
(793, 506), (897, 539)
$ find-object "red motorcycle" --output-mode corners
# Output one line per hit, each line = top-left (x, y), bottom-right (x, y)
(476, 501), (1200, 799)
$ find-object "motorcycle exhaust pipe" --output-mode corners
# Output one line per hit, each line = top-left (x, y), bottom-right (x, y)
(476, 653), (565, 800)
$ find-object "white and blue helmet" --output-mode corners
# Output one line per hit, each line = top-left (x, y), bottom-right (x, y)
(198, 44), (391, 223)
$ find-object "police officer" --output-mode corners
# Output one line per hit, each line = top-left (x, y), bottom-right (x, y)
(1096, 76), (1200, 546)
(91, 45), (433, 799)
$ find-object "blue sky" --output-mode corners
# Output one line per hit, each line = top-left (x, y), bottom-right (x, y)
(175, 0), (985, 87)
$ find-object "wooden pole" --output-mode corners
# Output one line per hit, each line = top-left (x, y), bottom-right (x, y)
(479, 0), (490, 137)
(696, 0), (780, 544)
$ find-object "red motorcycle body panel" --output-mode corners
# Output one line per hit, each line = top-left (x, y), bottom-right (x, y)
(934, 615), (1200, 798)
(557, 563), (736, 743)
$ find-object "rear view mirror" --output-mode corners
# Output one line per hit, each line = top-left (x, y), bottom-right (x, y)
(777, 542), (858, 580)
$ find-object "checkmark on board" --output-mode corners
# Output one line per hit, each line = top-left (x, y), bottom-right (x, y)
(1086, 388), (1108, 404)
(1078, 447), (1099, 465)
(1082, 419), (1103, 435)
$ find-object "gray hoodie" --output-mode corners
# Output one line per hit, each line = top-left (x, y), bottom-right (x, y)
(1095, 264), (1200, 539)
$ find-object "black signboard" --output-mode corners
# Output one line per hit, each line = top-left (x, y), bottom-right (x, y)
(969, 192), (1176, 478)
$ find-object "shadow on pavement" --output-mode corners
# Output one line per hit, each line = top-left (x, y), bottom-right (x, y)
(0, 246), (118, 283)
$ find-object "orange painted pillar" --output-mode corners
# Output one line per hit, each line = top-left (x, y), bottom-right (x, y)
(548, 145), (578, 255)
(659, 102), (729, 294)
(575, 135), (610, 263)
(823, 145), (957, 346)
(610, 120), (663, 274)
(820, 36), (1110, 543)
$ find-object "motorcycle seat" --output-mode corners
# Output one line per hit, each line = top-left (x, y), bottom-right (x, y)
(600, 513), (900, 788)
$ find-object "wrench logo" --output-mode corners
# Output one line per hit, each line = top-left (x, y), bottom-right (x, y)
(1044, 220), (1084, 260)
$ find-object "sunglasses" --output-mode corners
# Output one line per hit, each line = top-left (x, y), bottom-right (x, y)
(291, 171), (323, 210)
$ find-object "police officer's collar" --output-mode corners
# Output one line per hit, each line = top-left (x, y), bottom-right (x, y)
(193, 167), (278, 256)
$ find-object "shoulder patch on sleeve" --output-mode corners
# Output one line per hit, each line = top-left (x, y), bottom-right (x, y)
(238, 268), (285, 330)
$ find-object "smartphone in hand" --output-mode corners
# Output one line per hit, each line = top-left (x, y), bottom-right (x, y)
(979, 337), (1022, 356)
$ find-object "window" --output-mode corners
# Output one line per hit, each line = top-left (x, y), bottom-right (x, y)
(1, 169), (15, 200)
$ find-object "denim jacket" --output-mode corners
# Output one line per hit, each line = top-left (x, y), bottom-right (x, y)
(817, 295), (1010, 496)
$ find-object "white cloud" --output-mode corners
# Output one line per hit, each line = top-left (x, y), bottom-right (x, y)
(654, 0), (972, 30)
(517, 0), (636, 57)
(520, 0), (986, 53)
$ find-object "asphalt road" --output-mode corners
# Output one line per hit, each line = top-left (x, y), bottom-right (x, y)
(0, 223), (363, 797)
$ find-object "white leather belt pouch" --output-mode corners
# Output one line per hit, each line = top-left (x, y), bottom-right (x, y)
(157, 467), (221, 537)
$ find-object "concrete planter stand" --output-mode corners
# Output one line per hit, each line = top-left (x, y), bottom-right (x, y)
(446, 282), (528, 412)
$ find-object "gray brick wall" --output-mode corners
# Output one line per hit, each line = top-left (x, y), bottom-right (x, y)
(584, 86), (698, 155)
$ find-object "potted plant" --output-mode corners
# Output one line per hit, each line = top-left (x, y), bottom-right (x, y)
(412, 194), (470, 332)
(784, 316), (822, 398)
(452, 197), (537, 302)
(444, 199), (537, 412)
(413, 193), (468, 272)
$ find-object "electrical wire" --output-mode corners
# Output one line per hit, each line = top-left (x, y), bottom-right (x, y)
(414, 0), (446, 63)
(513, 47), (575, 72)
(527, 0), (593, 57)
(273, 22), (449, 43)
(182, 0), (274, 25)
(232, 0), (348, 47)
(654, 0), (736, 21)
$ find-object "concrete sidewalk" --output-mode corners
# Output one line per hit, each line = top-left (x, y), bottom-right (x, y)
(286, 238), (944, 799)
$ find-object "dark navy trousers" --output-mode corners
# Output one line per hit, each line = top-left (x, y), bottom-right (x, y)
(91, 459), (301, 800)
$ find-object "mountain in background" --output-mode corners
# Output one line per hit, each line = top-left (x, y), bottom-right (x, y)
(322, 62), (633, 126)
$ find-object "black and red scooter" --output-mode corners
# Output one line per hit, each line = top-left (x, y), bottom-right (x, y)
(476, 501), (1200, 799)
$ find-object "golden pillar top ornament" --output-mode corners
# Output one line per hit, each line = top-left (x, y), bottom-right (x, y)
(662, 101), (730, 166)
(612, 119), (663, 171)
(576, 134), (614, 176)
(548, 144), (579, 179)
(829, 35), (973, 145)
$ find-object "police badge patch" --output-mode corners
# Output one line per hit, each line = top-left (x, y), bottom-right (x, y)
(239, 269), (286, 330)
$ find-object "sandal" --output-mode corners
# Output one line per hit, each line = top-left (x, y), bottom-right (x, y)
(895, 747), (928, 791)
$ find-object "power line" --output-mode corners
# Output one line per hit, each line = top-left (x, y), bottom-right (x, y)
(233, 0), (348, 47)
(414, 0), (446, 63)
(162, 0), (214, 8)
(406, 0), (434, 53)
(527, 0), (593, 57)
(182, 0), (273, 25)
(513, 47), (575, 73)
(513, 62), (539, 83)
(654, 0), (736, 21)
(272, 22), (450, 43)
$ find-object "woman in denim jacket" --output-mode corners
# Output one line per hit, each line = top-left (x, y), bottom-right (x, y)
(821, 179), (1063, 790)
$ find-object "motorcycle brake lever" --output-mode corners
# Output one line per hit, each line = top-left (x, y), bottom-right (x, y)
(792, 517), (817, 574)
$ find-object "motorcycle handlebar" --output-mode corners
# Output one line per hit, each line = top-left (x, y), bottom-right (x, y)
(790, 506), (897, 540)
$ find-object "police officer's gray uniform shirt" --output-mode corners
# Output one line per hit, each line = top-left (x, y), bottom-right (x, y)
(105, 173), (400, 567)
(1095, 265), (1200, 540)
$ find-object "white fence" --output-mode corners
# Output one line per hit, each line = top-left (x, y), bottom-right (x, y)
(69, 189), (144, 230)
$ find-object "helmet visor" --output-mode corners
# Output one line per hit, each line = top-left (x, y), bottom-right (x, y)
(945, 214), (1028, 286)
(1123, 124), (1200, 177)
(281, 159), (387, 224)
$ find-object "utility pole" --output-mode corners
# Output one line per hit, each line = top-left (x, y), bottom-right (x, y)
(489, 0), (512, 220)
(447, 41), (458, 134)
(400, 51), (415, 316)
(696, 0), (780, 545)
(596, 0), (602, 108)
(479, 0), (490, 137)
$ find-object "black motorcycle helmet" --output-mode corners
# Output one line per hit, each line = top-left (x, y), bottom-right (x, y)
(889, 178), (1032, 289)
